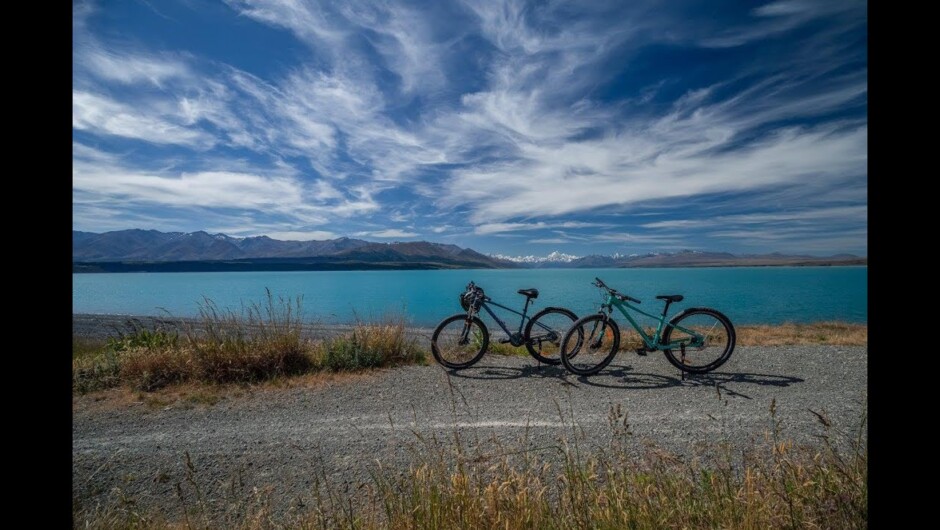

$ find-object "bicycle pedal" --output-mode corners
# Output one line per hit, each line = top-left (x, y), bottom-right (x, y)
(635, 348), (648, 356)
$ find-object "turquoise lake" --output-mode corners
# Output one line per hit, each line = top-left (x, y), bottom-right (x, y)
(72, 267), (866, 327)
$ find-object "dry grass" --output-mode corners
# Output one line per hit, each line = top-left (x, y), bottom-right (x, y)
(73, 337), (108, 358)
(610, 321), (867, 350)
(74, 405), (867, 529)
(316, 316), (426, 371)
(735, 321), (867, 346)
(73, 292), (426, 394)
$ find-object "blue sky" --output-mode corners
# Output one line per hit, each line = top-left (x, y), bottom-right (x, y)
(72, 0), (867, 257)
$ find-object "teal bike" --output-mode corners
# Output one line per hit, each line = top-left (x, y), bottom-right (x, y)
(559, 277), (736, 376)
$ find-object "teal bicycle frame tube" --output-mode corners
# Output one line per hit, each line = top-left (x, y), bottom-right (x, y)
(605, 294), (703, 350)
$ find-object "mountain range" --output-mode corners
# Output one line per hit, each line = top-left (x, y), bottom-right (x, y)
(72, 229), (866, 272)
(73, 229), (507, 271)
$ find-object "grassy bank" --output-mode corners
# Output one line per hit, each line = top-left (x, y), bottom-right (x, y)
(73, 292), (425, 393)
(73, 294), (867, 394)
(74, 404), (867, 529)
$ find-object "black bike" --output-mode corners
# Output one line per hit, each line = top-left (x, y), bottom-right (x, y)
(430, 281), (579, 369)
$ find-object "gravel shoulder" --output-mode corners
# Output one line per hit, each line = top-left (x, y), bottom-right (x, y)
(73, 332), (867, 520)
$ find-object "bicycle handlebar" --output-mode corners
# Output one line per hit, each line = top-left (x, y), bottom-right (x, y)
(593, 277), (641, 304)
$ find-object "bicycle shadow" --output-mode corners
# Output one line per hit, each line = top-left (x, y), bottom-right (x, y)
(578, 363), (804, 398)
(445, 360), (804, 398)
(444, 361), (576, 385)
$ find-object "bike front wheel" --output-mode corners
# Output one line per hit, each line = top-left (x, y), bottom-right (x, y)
(431, 314), (489, 369)
(524, 307), (579, 365)
(560, 314), (620, 376)
(661, 308), (736, 373)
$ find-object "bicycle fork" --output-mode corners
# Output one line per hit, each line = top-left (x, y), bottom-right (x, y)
(590, 308), (613, 348)
(458, 310), (476, 345)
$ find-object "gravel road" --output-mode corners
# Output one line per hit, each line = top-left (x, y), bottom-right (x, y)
(73, 323), (867, 522)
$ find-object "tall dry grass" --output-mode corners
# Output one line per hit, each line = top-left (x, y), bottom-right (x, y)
(73, 291), (426, 393)
(735, 321), (867, 346)
(319, 315), (425, 371)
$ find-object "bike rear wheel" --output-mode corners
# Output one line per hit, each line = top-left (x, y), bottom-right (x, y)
(661, 308), (735, 373)
(431, 314), (489, 369)
(560, 314), (620, 376)
(524, 307), (579, 365)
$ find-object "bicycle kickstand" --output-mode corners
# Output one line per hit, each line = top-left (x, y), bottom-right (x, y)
(680, 343), (686, 381)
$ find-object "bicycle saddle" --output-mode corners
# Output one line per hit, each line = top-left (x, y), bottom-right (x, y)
(656, 295), (684, 303)
(517, 288), (539, 299)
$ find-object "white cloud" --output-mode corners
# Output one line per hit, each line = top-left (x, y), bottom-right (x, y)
(74, 167), (307, 210)
(72, 91), (214, 148)
(71, 144), (377, 227)
(227, 0), (446, 94)
(356, 229), (419, 238)
(591, 233), (686, 245)
(312, 180), (345, 201)
(79, 46), (192, 87)
(261, 230), (338, 241)
(473, 220), (610, 235)
(642, 205), (868, 230)
(223, 0), (346, 44)
(441, 119), (866, 225)
(474, 222), (547, 235)
(699, 0), (863, 48)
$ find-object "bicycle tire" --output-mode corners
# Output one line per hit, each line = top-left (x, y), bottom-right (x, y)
(431, 314), (489, 369)
(524, 307), (579, 365)
(661, 307), (736, 373)
(560, 314), (620, 376)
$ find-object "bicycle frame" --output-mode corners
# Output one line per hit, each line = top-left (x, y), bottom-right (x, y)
(601, 293), (705, 350)
(476, 296), (535, 337)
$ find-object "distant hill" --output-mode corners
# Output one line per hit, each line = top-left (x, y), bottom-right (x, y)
(500, 249), (866, 268)
(617, 251), (865, 268)
(73, 229), (866, 272)
(73, 229), (509, 272)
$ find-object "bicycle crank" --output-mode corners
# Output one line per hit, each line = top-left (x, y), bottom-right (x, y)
(499, 332), (525, 347)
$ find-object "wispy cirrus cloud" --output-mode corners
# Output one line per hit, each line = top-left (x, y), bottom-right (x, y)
(72, 0), (867, 255)
(77, 45), (193, 87)
(356, 229), (420, 238)
(72, 91), (216, 148)
(73, 142), (377, 232)
(698, 0), (865, 48)
(642, 205), (868, 230)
